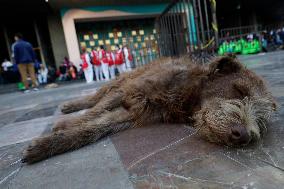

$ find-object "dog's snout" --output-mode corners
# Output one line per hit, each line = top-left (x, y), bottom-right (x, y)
(230, 124), (250, 145)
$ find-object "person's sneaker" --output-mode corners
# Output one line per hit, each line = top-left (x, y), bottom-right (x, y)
(33, 88), (39, 91)
(24, 90), (30, 94)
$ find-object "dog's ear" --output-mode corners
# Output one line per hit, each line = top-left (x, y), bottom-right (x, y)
(209, 56), (244, 75)
(233, 79), (251, 98)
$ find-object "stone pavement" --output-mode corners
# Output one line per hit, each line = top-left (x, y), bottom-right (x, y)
(0, 52), (283, 189)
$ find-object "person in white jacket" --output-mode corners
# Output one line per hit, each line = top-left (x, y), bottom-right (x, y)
(123, 46), (132, 71)
(37, 64), (48, 84)
(81, 48), (94, 83)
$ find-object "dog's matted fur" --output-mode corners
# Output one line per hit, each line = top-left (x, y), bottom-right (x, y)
(22, 56), (277, 164)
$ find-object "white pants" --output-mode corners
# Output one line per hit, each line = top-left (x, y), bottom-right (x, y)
(101, 62), (110, 81)
(109, 65), (115, 79)
(141, 56), (146, 65)
(117, 64), (126, 74)
(38, 73), (47, 84)
(84, 66), (94, 83)
(125, 58), (132, 71)
(94, 65), (103, 81)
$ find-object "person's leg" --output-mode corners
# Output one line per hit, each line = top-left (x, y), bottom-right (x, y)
(38, 74), (42, 84)
(86, 69), (91, 83)
(117, 64), (125, 74)
(27, 63), (38, 88)
(18, 64), (29, 89)
(125, 59), (132, 71)
(85, 67), (94, 83)
(141, 56), (146, 65)
(122, 63), (127, 72)
(117, 65), (121, 74)
(83, 69), (89, 83)
(88, 66), (94, 82)
(101, 63), (110, 81)
(99, 66), (104, 80)
(94, 66), (100, 81)
(109, 65), (115, 79)
(43, 73), (48, 83)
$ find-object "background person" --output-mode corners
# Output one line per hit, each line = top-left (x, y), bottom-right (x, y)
(99, 45), (109, 81)
(68, 63), (78, 80)
(123, 45), (132, 71)
(63, 56), (72, 68)
(58, 62), (68, 81)
(2, 59), (13, 72)
(114, 44), (126, 74)
(80, 48), (94, 83)
(91, 47), (103, 81)
(13, 33), (38, 93)
(37, 64), (48, 84)
(47, 65), (56, 83)
(1, 59), (13, 83)
(106, 49), (115, 79)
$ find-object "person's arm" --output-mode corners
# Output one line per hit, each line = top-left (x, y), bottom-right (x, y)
(14, 45), (19, 64)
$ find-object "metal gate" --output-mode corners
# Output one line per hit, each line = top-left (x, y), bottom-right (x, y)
(156, 0), (218, 61)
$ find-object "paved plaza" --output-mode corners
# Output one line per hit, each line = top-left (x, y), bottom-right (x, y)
(0, 52), (283, 189)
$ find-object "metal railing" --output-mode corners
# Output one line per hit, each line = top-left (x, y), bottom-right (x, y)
(155, 0), (218, 61)
(219, 25), (261, 41)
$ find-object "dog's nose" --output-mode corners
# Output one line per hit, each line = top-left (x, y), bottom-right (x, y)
(230, 124), (250, 145)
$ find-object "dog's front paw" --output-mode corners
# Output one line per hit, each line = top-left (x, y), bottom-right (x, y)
(60, 102), (75, 114)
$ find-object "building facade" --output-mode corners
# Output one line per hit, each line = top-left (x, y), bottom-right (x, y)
(59, 4), (168, 67)
(0, 0), (284, 72)
(0, 0), (171, 70)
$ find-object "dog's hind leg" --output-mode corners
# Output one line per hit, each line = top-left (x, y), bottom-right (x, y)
(22, 107), (131, 164)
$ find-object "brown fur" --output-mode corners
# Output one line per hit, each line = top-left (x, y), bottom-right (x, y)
(22, 56), (277, 164)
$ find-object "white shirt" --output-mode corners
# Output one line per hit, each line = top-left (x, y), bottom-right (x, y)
(111, 52), (115, 62)
(2, 60), (13, 71)
(123, 47), (129, 59)
(38, 67), (48, 75)
(84, 53), (92, 66)
(99, 50), (103, 60)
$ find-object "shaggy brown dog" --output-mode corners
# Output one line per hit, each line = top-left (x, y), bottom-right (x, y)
(22, 56), (277, 164)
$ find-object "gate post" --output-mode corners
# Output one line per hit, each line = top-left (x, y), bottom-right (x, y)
(210, 0), (219, 48)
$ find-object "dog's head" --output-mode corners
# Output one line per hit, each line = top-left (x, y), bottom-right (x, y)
(193, 57), (277, 146)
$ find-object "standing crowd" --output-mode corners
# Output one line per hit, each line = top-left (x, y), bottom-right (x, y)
(80, 44), (133, 83)
(1, 33), (157, 91)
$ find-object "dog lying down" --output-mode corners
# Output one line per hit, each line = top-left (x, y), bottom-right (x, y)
(22, 56), (277, 164)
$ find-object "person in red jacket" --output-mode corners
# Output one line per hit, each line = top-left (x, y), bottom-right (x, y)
(114, 44), (126, 74)
(106, 49), (115, 79)
(91, 48), (103, 81)
(99, 45), (109, 81)
(80, 48), (94, 83)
